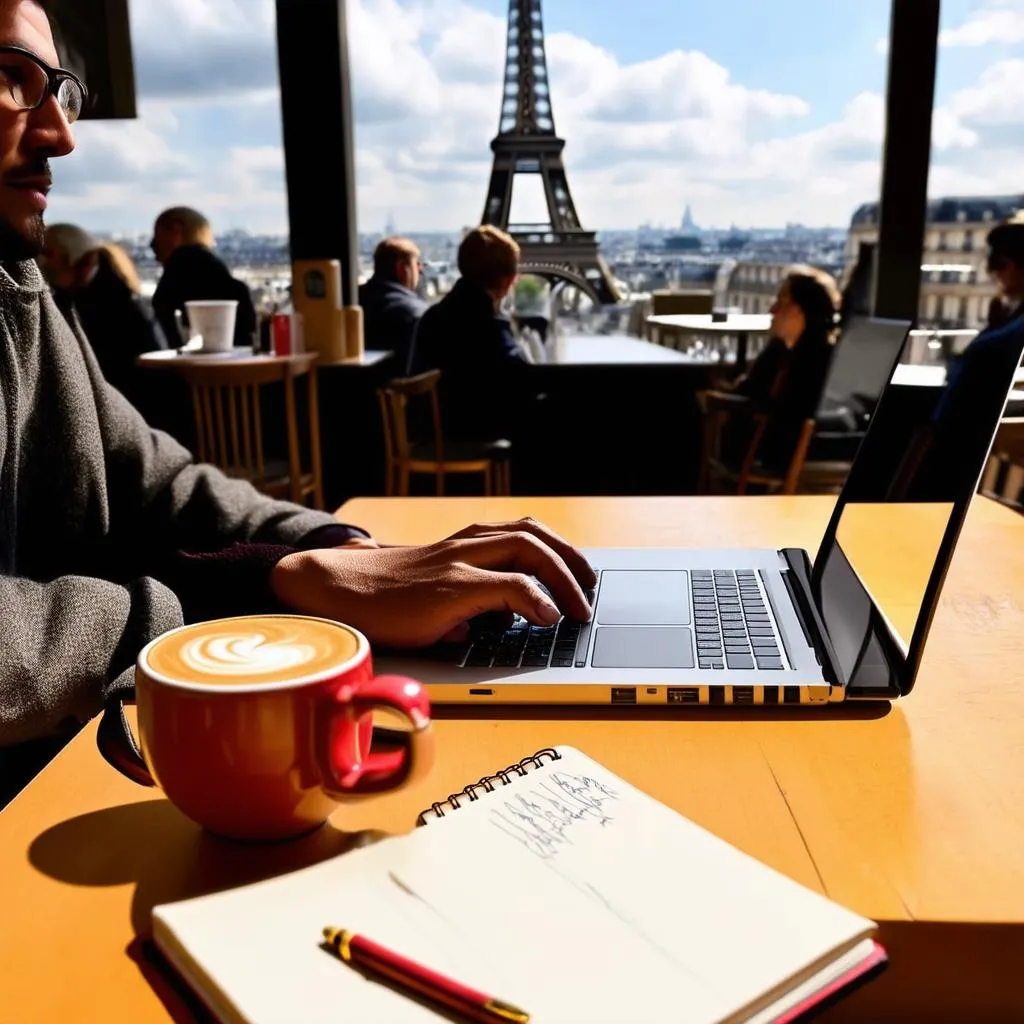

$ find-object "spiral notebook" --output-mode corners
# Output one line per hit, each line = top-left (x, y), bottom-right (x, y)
(152, 746), (887, 1024)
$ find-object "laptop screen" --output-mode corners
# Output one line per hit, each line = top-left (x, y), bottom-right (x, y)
(810, 315), (1024, 695)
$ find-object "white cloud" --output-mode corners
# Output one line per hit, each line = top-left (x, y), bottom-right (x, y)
(878, 1), (1024, 55)
(940, 4), (1024, 47)
(44, 0), (1024, 236)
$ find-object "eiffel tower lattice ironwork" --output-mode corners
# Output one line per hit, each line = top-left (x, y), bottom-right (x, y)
(481, 0), (619, 305)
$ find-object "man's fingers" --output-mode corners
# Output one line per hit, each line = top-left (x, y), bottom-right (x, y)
(474, 569), (561, 625)
(505, 517), (597, 589)
(449, 533), (591, 621)
(446, 518), (597, 589)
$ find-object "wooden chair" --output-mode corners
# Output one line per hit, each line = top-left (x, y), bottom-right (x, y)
(377, 370), (511, 496)
(697, 389), (815, 495)
(980, 417), (1024, 511)
(176, 355), (324, 509)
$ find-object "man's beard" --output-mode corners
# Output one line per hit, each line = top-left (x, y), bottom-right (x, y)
(0, 212), (45, 261)
(0, 156), (51, 261)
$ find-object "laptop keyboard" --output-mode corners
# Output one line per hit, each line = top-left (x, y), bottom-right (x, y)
(443, 574), (782, 671)
(460, 616), (584, 669)
(692, 570), (783, 671)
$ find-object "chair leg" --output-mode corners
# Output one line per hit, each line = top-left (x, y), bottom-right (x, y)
(496, 461), (510, 495)
(398, 465), (411, 497)
(483, 463), (492, 496)
(436, 469), (445, 497)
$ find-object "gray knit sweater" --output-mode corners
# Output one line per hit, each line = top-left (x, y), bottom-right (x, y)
(0, 260), (344, 746)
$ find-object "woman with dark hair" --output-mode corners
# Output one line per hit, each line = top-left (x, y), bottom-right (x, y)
(722, 264), (841, 471)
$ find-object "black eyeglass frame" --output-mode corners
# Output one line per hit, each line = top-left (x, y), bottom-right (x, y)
(0, 45), (88, 121)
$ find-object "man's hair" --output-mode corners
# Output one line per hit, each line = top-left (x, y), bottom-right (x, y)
(987, 218), (1024, 272)
(45, 223), (96, 265)
(782, 264), (841, 340)
(457, 225), (520, 292)
(155, 207), (212, 245)
(373, 236), (419, 281)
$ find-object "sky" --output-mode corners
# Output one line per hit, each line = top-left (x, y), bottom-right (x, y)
(44, 0), (1024, 236)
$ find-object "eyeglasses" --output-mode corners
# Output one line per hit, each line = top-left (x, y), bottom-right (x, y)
(0, 46), (87, 124)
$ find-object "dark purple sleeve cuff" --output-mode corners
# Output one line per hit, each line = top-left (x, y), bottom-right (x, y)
(165, 523), (370, 623)
(297, 522), (372, 550)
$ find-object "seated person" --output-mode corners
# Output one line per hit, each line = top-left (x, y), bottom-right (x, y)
(151, 206), (257, 349)
(359, 236), (427, 372)
(0, 5), (593, 804)
(408, 225), (529, 441)
(40, 224), (166, 405)
(905, 218), (1024, 501)
(719, 265), (840, 471)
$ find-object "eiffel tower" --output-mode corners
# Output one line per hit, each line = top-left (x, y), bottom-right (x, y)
(481, 0), (619, 305)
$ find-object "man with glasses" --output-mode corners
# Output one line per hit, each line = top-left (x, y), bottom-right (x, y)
(359, 236), (427, 373)
(0, 1), (594, 802)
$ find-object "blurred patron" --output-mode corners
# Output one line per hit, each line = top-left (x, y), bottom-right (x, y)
(151, 206), (256, 349)
(408, 225), (528, 439)
(906, 218), (1024, 500)
(721, 265), (840, 470)
(359, 236), (426, 372)
(40, 223), (166, 403)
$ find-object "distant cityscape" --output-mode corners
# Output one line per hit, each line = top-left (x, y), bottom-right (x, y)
(103, 191), (1024, 334)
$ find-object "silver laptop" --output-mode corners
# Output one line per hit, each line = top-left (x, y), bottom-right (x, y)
(381, 317), (1023, 706)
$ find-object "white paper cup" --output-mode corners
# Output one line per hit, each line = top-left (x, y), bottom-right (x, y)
(186, 300), (239, 353)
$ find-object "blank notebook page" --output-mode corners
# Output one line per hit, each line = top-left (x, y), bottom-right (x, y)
(153, 746), (874, 1024)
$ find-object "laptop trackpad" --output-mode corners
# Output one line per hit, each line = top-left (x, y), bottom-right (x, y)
(591, 627), (694, 668)
(597, 570), (689, 625)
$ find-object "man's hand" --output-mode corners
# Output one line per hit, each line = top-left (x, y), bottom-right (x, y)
(271, 517), (596, 648)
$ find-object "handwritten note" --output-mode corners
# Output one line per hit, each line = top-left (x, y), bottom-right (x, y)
(489, 771), (620, 859)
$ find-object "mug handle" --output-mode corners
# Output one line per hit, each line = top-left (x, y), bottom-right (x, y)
(321, 675), (432, 797)
(97, 693), (157, 787)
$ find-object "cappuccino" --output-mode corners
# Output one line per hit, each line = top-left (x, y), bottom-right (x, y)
(145, 615), (359, 687)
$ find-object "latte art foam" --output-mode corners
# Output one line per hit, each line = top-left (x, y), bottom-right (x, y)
(180, 633), (319, 676)
(145, 616), (359, 686)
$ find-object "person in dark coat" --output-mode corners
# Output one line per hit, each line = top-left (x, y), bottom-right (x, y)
(40, 224), (166, 405)
(150, 206), (256, 349)
(722, 265), (840, 471)
(408, 225), (528, 441)
(906, 219), (1024, 501)
(359, 236), (427, 372)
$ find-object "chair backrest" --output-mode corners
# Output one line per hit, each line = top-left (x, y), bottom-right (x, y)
(377, 370), (444, 464)
(651, 290), (714, 317)
(175, 357), (316, 488)
(697, 389), (815, 494)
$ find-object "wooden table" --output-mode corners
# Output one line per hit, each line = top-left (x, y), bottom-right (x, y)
(647, 313), (773, 368)
(138, 349), (319, 371)
(2, 496), (1024, 1022)
(548, 333), (698, 365)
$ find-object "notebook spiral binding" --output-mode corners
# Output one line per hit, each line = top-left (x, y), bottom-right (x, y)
(416, 748), (562, 826)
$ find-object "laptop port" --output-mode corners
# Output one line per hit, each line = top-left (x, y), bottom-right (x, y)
(611, 687), (637, 705)
(667, 687), (700, 705)
(733, 686), (754, 705)
(709, 687), (725, 705)
(784, 685), (801, 705)
(468, 688), (493, 696)
(762, 686), (779, 705)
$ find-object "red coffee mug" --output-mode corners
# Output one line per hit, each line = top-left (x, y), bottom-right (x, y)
(99, 615), (433, 841)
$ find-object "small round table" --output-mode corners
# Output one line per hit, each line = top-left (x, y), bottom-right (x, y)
(137, 349), (318, 372)
(646, 314), (773, 369)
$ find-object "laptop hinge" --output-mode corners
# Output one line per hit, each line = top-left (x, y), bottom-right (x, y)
(780, 548), (843, 688)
